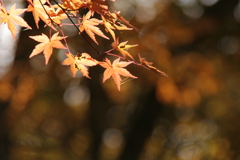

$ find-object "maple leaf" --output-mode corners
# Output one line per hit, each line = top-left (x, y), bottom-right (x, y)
(60, 0), (89, 11)
(80, 11), (109, 44)
(62, 52), (98, 78)
(86, 0), (109, 16)
(99, 58), (137, 91)
(29, 32), (67, 64)
(75, 52), (98, 78)
(46, 8), (67, 25)
(0, 4), (32, 40)
(112, 39), (138, 60)
(114, 11), (139, 32)
(138, 54), (168, 77)
(27, 0), (50, 28)
(102, 12), (132, 41)
(62, 53), (78, 77)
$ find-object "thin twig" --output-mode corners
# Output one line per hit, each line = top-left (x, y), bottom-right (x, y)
(51, 0), (101, 55)
(38, 0), (58, 30)
(59, 27), (71, 53)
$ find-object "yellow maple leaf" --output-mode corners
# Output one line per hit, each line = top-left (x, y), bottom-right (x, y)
(80, 11), (109, 44)
(112, 39), (138, 60)
(29, 32), (67, 64)
(27, 0), (50, 28)
(0, 4), (32, 40)
(99, 58), (137, 91)
(62, 52), (98, 78)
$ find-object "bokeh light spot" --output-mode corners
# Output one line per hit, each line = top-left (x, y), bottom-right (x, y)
(199, 0), (219, 6)
(182, 4), (204, 19)
(218, 36), (239, 54)
(176, 0), (197, 7)
(63, 85), (90, 107)
(103, 129), (123, 148)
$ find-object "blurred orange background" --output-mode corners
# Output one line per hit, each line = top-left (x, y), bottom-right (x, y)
(1, 0), (240, 160)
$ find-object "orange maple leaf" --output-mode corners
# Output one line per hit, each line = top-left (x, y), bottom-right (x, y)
(62, 53), (98, 78)
(99, 58), (137, 91)
(29, 32), (67, 64)
(80, 11), (109, 44)
(112, 39), (138, 60)
(46, 8), (67, 25)
(138, 54), (168, 77)
(114, 11), (139, 32)
(62, 53), (78, 77)
(102, 12), (132, 42)
(27, 0), (50, 28)
(0, 4), (32, 40)
(86, 0), (109, 17)
(60, 0), (85, 13)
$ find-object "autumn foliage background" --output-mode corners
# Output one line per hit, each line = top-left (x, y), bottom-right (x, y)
(1, 0), (240, 160)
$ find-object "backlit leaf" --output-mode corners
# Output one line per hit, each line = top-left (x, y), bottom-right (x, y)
(29, 32), (67, 64)
(80, 11), (109, 44)
(99, 58), (137, 90)
(0, 4), (32, 40)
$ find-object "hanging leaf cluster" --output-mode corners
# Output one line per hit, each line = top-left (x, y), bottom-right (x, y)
(0, 0), (167, 91)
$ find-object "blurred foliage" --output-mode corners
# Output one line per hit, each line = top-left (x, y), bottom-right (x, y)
(1, 0), (240, 160)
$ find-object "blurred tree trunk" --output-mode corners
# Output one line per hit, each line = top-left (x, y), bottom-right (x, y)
(119, 89), (163, 160)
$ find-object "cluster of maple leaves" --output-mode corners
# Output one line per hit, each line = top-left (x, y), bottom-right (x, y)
(0, 0), (167, 90)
